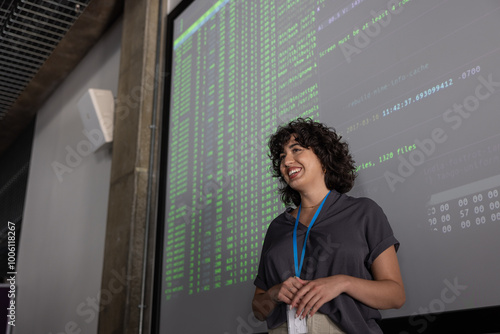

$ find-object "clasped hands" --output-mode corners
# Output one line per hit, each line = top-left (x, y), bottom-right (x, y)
(270, 275), (346, 319)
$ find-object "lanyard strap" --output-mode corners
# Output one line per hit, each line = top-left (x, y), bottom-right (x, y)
(293, 190), (331, 278)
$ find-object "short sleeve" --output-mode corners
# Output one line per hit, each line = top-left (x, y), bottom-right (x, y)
(253, 215), (286, 291)
(364, 199), (399, 268)
(253, 242), (269, 291)
(253, 210), (296, 290)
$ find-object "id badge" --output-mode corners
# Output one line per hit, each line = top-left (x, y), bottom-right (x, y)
(287, 306), (307, 334)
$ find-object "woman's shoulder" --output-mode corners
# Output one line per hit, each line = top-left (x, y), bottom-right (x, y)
(336, 192), (382, 212)
(268, 208), (294, 227)
(261, 210), (293, 245)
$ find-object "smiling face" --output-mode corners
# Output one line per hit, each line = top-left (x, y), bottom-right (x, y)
(279, 136), (327, 194)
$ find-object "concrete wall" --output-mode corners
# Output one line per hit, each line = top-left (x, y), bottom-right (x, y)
(15, 18), (122, 334)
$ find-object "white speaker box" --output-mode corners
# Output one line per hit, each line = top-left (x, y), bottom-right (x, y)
(77, 88), (114, 152)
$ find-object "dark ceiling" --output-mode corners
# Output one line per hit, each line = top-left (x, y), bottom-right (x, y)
(0, 0), (123, 156)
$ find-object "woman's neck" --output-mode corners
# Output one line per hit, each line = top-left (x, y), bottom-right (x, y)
(299, 187), (330, 209)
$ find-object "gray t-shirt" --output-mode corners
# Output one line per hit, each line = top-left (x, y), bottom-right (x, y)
(254, 190), (399, 333)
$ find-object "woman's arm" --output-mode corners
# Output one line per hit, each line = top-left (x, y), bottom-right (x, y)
(252, 276), (309, 320)
(252, 287), (278, 321)
(291, 245), (405, 318)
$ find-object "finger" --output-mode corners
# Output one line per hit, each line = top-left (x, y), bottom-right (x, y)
(277, 291), (291, 304)
(292, 283), (312, 305)
(272, 284), (290, 304)
(288, 277), (303, 290)
(294, 289), (314, 316)
(287, 285), (297, 296)
(284, 277), (304, 296)
(281, 281), (297, 296)
(303, 294), (323, 318)
(284, 277), (310, 302)
(295, 276), (309, 285)
(279, 285), (297, 304)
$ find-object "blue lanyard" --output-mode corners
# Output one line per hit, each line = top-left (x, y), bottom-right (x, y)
(293, 190), (331, 278)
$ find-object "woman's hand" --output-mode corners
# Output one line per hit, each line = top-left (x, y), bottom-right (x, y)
(252, 276), (308, 321)
(291, 276), (347, 318)
(269, 276), (309, 305)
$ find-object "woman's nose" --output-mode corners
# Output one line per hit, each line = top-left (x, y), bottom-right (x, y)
(283, 154), (294, 166)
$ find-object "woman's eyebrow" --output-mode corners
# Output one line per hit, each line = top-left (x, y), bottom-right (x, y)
(280, 143), (301, 156)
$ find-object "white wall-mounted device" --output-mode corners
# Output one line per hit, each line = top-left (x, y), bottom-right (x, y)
(77, 88), (114, 152)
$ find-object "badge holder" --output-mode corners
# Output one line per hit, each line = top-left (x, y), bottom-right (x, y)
(287, 306), (307, 334)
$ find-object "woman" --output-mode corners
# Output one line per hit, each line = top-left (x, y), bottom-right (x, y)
(252, 118), (405, 333)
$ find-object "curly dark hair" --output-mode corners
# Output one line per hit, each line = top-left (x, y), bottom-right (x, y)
(268, 117), (357, 206)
